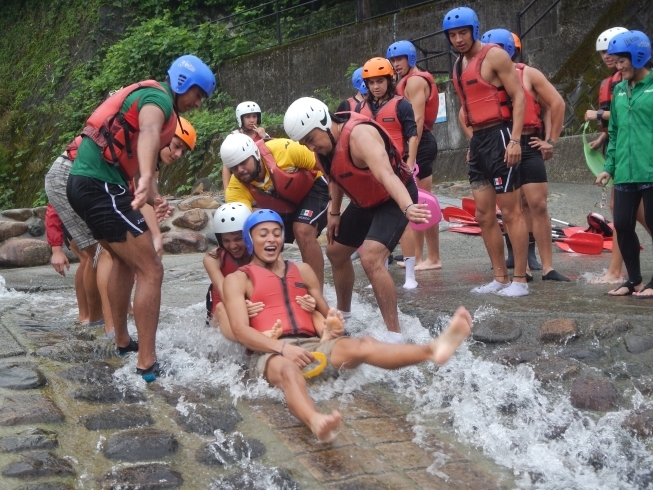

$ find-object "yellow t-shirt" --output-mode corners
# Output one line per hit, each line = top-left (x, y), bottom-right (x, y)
(225, 138), (322, 209)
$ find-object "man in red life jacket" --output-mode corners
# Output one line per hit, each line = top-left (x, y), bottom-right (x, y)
(220, 133), (330, 288)
(388, 40), (442, 271)
(66, 55), (216, 382)
(358, 56), (420, 289)
(444, 7), (530, 297)
(223, 209), (472, 443)
(222, 101), (271, 190)
(283, 97), (431, 343)
(336, 67), (368, 113)
(480, 29), (569, 282)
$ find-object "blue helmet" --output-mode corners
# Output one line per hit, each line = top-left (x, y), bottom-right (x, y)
(243, 209), (285, 255)
(386, 40), (417, 67)
(607, 30), (652, 70)
(351, 67), (368, 95)
(442, 7), (480, 43)
(168, 55), (216, 97)
(481, 29), (515, 58)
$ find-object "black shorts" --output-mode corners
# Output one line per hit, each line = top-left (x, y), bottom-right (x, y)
(468, 122), (521, 194)
(66, 175), (148, 243)
(416, 131), (438, 180)
(335, 178), (418, 252)
(280, 177), (329, 243)
(519, 135), (547, 185)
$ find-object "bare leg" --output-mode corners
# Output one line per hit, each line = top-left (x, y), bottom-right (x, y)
(522, 183), (555, 273)
(293, 222), (324, 290)
(102, 231), (163, 371)
(359, 240), (400, 333)
(266, 357), (342, 442)
(95, 249), (115, 335)
(472, 182), (510, 283)
(330, 306), (472, 369)
(213, 302), (236, 341)
(326, 242), (357, 313)
(591, 187), (623, 284)
(82, 244), (103, 322)
(69, 240), (89, 324)
(414, 175), (442, 271)
(496, 190), (528, 283)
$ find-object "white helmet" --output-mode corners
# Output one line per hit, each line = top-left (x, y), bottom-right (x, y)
(213, 203), (252, 245)
(596, 27), (628, 51)
(236, 101), (261, 126)
(220, 133), (260, 169)
(283, 97), (331, 142)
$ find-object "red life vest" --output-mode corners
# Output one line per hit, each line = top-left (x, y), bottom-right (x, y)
(247, 140), (318, 214)
(240, 261), (316, 338)
(80, 80), (178, 180)
(65, 135), (83, 161)
(323, 112), (410, 209)
(453, 44), (512, 127)
(396, 70), (439, 131)
(358, 96), (406, 158)
(515, 63), (542, 132)
(347, 97), (359, 111)
(206, 248), (241, 320)
(598, 71), (622, 132)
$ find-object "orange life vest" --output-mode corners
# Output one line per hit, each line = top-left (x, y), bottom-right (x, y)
(453, 44), (512, 127)
(321, 112), (411, 209)
(598, 71), (622, 132)
(396, 70), (439, 131)
(247, 140), (318, 214)
(358, 96), (406, 158)
(80, 80), (178, 180)
(347, 97), (359, 111)
(515, 63), (542, 132)
(206, 248), (241, 321)
(240, 261), (316, 338)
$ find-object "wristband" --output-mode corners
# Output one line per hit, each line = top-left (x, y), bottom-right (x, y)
(278, 342), (286, 356)
(404, 203), (415, 215)
(329, 212), (341, 216)
(509, 139), (520, 146)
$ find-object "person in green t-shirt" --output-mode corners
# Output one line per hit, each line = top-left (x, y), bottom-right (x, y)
(596, 31), (653, 299)
(66, 55), (215, 382)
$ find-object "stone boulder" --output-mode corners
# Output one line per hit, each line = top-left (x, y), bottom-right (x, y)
(191, 178), (216, 195)
(178, 195), (220, 211)
(0, 222), (29, 241)
(0, 363), (46, 390)
(103, 428), (178, 461)
(588, 318), (631, 339)
(625, 335), (653, 355)
(1, 209), (32, 221)
(0, 395), (64, 425)
(1, 451), (74, 478)
(0, 428), (58, 453)
(570, 377), (619, 411)
(538, 318), (578, 343)
(162, 231), (208, 254)
(32, 206), (48, 220)
(172, 208), (209, 231)
(0, 238), (50, 267)
(623, 406), (653, 437)
(196, 433), (265, 466)
(100, 463), (183, 489)
(532, 357), (580, 384)
(28, 219), (46, 237)
(472, 317), (521, 343)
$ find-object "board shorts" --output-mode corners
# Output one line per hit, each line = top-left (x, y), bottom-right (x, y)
(519, 134), (548, 185)
(335, 178), (418, 252)
(44, 155), (97, 250)
(249, 336), (344, 380)
(415, 131), (438, 180)
(280, 176), (329, 243)
(468, 122), (521, 194)
(66, 175), (148, 243)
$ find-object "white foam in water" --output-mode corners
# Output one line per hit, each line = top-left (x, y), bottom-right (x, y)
(112, 284), (652, 489)
(0, 275), (25, 300)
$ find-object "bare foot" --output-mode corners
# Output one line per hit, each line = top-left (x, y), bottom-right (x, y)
(633, 286), (653, 298)
(262, 319), (283, 339)
(321, 308), (344, 342)
(429, 306), (472, 365)
(308, 410), (342, 442)
(414, 259), (442, 271)
(589, 271), (623, 284)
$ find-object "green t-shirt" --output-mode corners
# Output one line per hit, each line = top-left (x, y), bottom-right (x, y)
(70, 82), (175, 186)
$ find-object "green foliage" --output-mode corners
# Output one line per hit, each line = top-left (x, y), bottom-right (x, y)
(344, 62), (359, 79)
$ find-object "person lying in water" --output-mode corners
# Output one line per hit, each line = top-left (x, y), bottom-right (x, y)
(204, 202), (319, 340)
(223, 209), (473, 442)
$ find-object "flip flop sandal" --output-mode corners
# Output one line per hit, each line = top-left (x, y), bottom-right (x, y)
(605, 280), (640, 297)
(633, 281), (653, 299)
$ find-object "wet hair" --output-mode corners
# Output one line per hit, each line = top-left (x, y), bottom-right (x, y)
(363, 75), (397, 102)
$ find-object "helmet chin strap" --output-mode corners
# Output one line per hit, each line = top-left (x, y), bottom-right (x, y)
(254, 157), (262, 180)
(326, 128), (337, 155)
